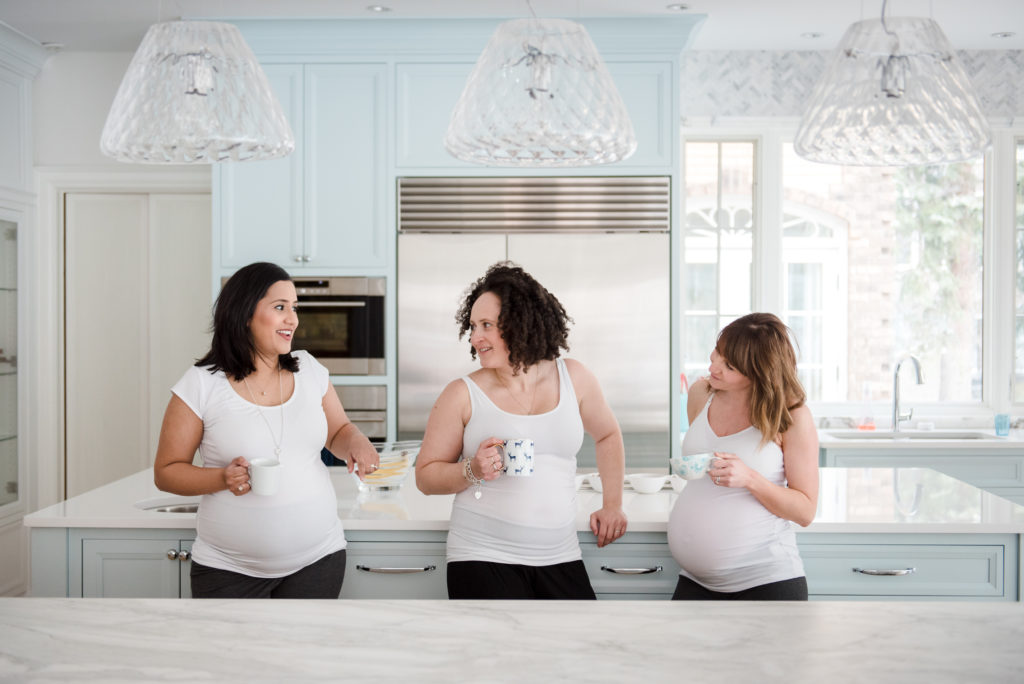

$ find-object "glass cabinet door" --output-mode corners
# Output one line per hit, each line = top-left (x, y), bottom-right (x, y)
(0, 217), (16, 508)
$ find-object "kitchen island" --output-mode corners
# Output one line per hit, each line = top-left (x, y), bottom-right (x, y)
(24, 467), (1024, 600)
(2, 597), (1022, 682)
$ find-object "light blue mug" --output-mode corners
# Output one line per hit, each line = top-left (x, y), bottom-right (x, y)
(670, 452), (717, 481)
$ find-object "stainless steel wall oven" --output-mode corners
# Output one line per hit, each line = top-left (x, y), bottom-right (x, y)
(292, 277), (385, 375)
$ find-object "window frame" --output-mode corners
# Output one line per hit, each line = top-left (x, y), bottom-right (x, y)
(682, 121), (1023, 422)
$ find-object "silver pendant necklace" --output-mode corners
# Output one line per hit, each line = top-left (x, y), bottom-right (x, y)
(243, 368), (284, 456)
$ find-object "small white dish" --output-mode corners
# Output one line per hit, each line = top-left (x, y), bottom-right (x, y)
(669, 474), (686, 493)
(574, 474), (586, 491)
(586, 473), (603, 492)
(628, 473), (667, 494)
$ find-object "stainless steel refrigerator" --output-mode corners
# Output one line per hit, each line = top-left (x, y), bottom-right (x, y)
(396, 177), (671, 468)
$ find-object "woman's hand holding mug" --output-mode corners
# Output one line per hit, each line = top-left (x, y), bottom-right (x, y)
(473, 438), (506, 482)
(225, 456), (251, 496)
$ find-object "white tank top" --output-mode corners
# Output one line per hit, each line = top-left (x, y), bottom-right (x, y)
(667, 395), (804, 592)
(171, 350), (346, 578)
(447, 358), (584, 566)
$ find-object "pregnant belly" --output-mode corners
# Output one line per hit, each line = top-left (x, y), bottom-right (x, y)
(667, 486), (786, 578)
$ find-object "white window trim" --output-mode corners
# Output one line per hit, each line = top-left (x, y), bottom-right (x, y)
(683, 120), (1024, 425)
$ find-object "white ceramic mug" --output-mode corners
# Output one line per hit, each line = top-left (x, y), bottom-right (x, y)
(249, 458), (281, 495)
(498, 438), (534, 477)
(670, 452), (717, 481)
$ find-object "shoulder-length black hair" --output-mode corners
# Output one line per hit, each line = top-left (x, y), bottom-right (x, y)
(195, 262), (299, 380)
(455, 261), (571, 375)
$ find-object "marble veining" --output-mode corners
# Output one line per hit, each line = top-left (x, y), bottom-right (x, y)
(1, 598), (1022, 682)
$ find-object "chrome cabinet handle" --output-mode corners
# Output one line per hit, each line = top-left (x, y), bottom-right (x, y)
(356, 564), (437, 574)
(177, 550), (191, 562)
(166, 549), (178, 560)
(168, 549), (191, 561)
(600, 565), (663, 575)
(298, 301), (367, 308)
(853, 567), (916, 576)
(294, 256), (304, 262)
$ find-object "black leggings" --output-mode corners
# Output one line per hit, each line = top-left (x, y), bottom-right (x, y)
(671, 575), (808, 601)
(447, 559), (596, 600)
(190, 549), (346, 599)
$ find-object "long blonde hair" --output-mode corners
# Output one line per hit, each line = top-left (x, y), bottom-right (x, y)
(715, 313), (806, 446)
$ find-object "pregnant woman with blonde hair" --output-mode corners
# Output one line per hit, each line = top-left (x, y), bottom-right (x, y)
(668, 313), (819, 600)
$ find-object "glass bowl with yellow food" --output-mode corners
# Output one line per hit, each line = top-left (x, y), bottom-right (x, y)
(357, 440), (421, 491)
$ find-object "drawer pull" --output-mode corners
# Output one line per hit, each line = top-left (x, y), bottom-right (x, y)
(600, 565), (663, 575)
(356, 564), (437, 574)
(852, 567), (917, 576)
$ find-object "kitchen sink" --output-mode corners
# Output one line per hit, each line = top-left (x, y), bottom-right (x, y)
(146, 504), (199, 513)
(135, 496), (200, 513)
(822, 430), (997, 440)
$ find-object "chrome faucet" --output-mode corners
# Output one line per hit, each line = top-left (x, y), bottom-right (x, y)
(892, 355), (923, 433)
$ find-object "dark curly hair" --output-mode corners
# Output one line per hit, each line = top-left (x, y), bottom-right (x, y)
(456, 261), (572, 375)
(195, 262), (300, 381)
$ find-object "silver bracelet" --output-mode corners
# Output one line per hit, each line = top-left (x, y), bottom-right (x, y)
(463, 458), (483, 486)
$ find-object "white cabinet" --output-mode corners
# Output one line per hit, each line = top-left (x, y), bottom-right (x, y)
(394, 61), (675, 171)
(216, 63), (388, 274)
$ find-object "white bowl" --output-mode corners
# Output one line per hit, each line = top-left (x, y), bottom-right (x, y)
(669, 474), (687, 493)
(628, 473), (667, 494)
(586, 473), (603, 492)
(574, 474), (586, 491)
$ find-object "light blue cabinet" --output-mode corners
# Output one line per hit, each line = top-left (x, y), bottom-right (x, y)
(29, 526), (1021, 601)
(70, 529), (193, 598)
(820, 448), (1024, 505)
(393, 61), (675, 171)
(215, 63), (388, 274)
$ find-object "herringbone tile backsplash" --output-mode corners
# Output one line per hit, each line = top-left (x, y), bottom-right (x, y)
(681, 50), (1024, 121)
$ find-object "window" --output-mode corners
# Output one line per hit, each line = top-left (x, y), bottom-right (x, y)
(683, 133), (992, 417)
(681, 141), (754, 383)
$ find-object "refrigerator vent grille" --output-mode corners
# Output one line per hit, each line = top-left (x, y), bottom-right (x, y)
(398, 176), (670, 233)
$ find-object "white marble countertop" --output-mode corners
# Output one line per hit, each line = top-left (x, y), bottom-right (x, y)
(817, 427), (1023, 450)
(1, 597), (1022, 683)
(23, 466), (1024, 535)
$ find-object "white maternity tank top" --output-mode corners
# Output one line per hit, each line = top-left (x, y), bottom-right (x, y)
(446, 358), (584, 566)
(667, 395), (804, 592)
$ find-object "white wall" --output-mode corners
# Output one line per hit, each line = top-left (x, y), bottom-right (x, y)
(32, 51), (132, 167)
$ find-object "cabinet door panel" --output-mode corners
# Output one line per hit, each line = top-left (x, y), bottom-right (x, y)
(395, 63), (475, 169)
(580, 541), (680, 596)
(306, 64), (387, 268)
(218, 64), (304, 268)
(606, 62), (673, 168)
(801, 543), (1006, 598)
(82, 539), (182, 598)
(340, 542), (446, 599)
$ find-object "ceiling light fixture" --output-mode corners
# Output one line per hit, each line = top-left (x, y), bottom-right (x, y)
(800, 32), (823, 39)
(100, 20), (294, 164)
(367, 5), (392, 12)
(665, 4), (690, 10)
(444, 17), (636, 167)
(991, 31), (1015, 39)
(794, 0), (990, 166)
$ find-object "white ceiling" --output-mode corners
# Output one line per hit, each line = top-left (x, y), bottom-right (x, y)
(0, 0), (1022, 52)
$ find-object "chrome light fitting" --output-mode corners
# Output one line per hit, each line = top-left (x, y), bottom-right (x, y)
(794, 0), (990, 166)
(444, 17), (636, 167)
(100, 20), (294, 164)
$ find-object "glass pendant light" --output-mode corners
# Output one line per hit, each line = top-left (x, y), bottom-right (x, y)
(445, 17), (637, 167)
(100, 20), (294, 164)
(794, 1), (990, 166)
